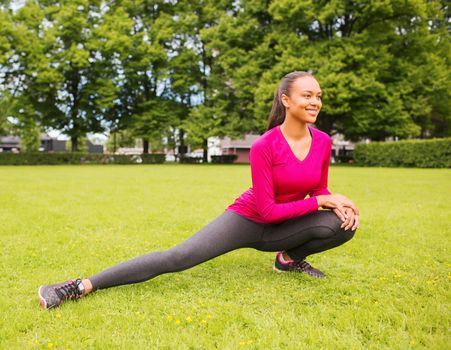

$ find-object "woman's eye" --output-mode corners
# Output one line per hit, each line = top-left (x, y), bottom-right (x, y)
(303, 95), (311, 99)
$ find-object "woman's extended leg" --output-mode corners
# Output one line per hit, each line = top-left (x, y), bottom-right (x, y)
(87, 211), (265, 291)
(38, 211), (265, 308)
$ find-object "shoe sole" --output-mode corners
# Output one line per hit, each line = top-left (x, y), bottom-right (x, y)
(38, 286), (48, 309)
(273, 265), (325, 278)
(273, 266), (287, 273)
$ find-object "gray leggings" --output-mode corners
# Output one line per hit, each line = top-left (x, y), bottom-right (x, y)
(89, 210), (355, 290)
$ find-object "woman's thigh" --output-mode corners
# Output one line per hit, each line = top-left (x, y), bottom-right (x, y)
(250, 210), (346, 252)
(163, 210), (265, 270)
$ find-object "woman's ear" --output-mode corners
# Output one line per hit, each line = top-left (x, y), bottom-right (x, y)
(281, 94), (290, 109)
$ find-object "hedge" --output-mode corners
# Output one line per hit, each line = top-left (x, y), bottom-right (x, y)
(179, 155), (203, 163)
(0, 153), (166, 165)
(210, 155), (238, 164)
(353, 138), (451, 168)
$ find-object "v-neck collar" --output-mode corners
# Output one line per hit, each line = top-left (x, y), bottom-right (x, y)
(278, 125), (314, 163)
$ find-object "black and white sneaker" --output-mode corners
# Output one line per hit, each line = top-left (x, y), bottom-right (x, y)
(38, 279), (84, 309)
(273, 252), (325, 278)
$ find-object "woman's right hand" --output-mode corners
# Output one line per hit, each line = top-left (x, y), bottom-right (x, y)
(316, 194), (359, 222)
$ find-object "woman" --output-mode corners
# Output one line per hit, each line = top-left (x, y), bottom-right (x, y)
(39, 71), (359, 309)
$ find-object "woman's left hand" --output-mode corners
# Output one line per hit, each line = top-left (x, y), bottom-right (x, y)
(334, 207), (359, 231)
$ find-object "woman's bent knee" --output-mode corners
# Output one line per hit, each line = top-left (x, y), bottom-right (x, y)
(340, 227), (356, 243)
(324, 210), (356, 242)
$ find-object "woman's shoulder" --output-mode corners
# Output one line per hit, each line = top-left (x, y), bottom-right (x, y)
(251, 127), (280, 151)
(310, 125), (332, 144)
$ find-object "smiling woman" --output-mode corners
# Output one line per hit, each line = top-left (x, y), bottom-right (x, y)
(38, 71), (360, 310)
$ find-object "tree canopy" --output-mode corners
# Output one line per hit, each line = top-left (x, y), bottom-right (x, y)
(0, 0), (449, 154)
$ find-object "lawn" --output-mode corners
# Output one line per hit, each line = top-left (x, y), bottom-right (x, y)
(0, 165), (449, 349)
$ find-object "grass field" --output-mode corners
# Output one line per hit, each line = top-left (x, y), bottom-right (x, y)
(0, 165), (449, 349)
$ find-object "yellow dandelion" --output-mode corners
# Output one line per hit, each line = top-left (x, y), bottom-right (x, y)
(239, 341), (245, 346)
(167, 315), (173, 321)
(200, 319), (207, 324)
(175, 319), (181, 325)
(247, 340), (253, 344)
(410, 339), (416, 345)
(207, 314), (212, 319)
(47, 343), (54, 349)
(186, 316), (193, 323)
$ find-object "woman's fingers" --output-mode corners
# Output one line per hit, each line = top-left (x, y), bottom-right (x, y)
(331, 194), (359, 215)
(333, 208), (347, 222)
(344, 210), (355, 231)
(352, 214), (359, 231)
(343, 200), (359, 215)
(341, 208), (354, 230)
(335, 204), (348, 222)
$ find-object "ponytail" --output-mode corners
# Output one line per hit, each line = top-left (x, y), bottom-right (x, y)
(266, 71), (314, 131)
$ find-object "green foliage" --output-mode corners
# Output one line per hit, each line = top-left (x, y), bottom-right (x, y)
(0, 152), (166, 165)
(0, 166), (449, 348)
(106, 129), (136, 153)
(253, 0), (450, 139)
(210, 154), (238, 163)
(19, 119), (40, 152)
(354, 138), (451, 168)
(179, 155), (203, 163)
(1, 0), (449, 154)
(0, 94), (15, 134)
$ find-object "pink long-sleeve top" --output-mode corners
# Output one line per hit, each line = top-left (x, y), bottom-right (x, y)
(227, 125), (332, 224)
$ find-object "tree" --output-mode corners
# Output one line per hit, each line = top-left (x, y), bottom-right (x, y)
(253, 0), (450, 140)
(176, 0), (270, 161)
(8, 1), (114, 151)
(99, 1), (177, 154)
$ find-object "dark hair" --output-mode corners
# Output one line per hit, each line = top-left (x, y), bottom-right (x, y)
(267, 71), (315, 130)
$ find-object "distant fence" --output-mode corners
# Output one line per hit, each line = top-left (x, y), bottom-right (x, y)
(354, 138), (451, 168)
(0, 153), (166, 165)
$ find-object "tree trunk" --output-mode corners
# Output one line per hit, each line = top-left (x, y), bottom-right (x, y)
(71, 136), (78, 152)
(179, 129), (186, 156)
(202, 138), (208, 163)
(143, 138), (149, 154)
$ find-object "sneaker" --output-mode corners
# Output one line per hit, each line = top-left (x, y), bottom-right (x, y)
(38, 279), (84, 309)
(273, 252), (325, 278)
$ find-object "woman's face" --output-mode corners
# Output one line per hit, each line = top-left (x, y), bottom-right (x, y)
(281, 76), (322, 124)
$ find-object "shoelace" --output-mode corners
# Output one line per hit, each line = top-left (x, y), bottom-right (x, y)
(55, 279), (83, 300)
(292, 260), (312, 271)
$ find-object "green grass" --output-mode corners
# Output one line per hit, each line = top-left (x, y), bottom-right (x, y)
(0, 165), (449, 349)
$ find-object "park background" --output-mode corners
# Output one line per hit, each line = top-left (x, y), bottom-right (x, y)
(0, 0), (450, 349)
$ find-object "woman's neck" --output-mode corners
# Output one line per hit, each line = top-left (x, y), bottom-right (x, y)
(280, 117), (310, 141)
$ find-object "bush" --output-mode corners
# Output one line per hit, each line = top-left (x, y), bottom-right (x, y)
(210, 155), (238, 164)
(353, 138), (451, 168)
(0, 153), (166, 165)
(141, 154), (166, 164)
(179, 155), (203, 163)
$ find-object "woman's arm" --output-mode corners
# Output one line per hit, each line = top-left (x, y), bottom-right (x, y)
(308, 138), (359, 223)
(309, 138), (332, 197)
(250, 142), (319, 224)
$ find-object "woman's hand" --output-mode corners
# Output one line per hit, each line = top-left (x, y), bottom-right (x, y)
(334, 207), (359, 231)
(316, 194), (360, 222)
